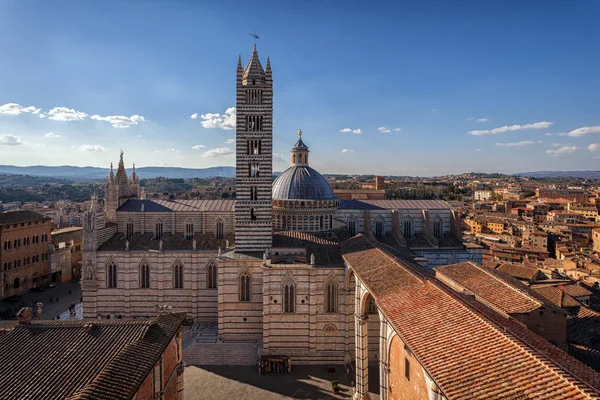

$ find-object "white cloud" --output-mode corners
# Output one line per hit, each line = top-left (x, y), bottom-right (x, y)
(91, 114), (145, 128)
(192, 145), (207, 150)
(378, 127), (391, 133)
(588, 143), (600, 152)
(339, 128), (352, 133)
(202, 147), (233, 157)
(392, 128), (402, 132)
(545, 146), (578, 156)
(0, 134), (26, 146)
(190, 113), (198, 119)
(474, 148), (481, 152)
(44, 132), (62, 138)
(47, 107), (88, 122)
(551, 142), (571, 147)
(568, 126), (600, 137)
(166, 148), (180, 152)
(273, 153), (285, 162)
(226, 138), (235, 144)
(494, 140), (534, 147)
(79, 144), (105, 152)
(0, 103), (41, 116)
(352, 129), (362, 135)
(468, 121), (553, 136)
(477, 118), (489, 122)
(342, 149), (354, 154)
(199, 107), (236, 130)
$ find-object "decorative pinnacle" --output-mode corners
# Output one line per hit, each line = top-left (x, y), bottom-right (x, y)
(298, 128), (302, 137)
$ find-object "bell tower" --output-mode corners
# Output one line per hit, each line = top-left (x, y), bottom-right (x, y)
(235, 44), (273, 253)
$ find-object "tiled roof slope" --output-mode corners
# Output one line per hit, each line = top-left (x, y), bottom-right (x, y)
(341, 235), (600, 400)
(568, 306), (600, 348)
(496, 262), (542, 281)
(435, 262), (542, 314)
(272, 230), (348, 267)
(98, 232), (234, 251)
(0, 210), (51, 225)
(532, 285), (582, 308)
(117, 199), (235, 213)
(0, 313), (186, 400)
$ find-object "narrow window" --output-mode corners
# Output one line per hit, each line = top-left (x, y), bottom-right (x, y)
(251, 208), (257, 220)
(326, 283), (338, 313)
(140, 262), (150, 288)
(404, 218), (413, 239)
(185, 222), (194, 240)
(240, 273), (251, 301)
(375, 217), (385, 238)
(216, 220), (224, 239)
(126, 221), (134, 238)
(367, 297), (377, 314)
(207, 262), (217, 289)
(107, 262), (117, 288)
(155, 220), (163, 240)
(283, 282), (296, 313)
(173, 263), (183, 288)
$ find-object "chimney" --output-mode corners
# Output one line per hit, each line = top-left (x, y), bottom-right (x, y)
(17, 307), (33, 324)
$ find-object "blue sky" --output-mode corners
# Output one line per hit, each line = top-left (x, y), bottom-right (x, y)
(0, 0), (599, 176)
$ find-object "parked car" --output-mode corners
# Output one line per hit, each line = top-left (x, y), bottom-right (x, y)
(48, 283), (56, 288)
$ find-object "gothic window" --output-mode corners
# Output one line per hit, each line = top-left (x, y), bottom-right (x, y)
(249, 163), (260, 177)
(239, 272), (251, 302)
(173, 262), (184, 289)
(250, 208), (257, 220)
(292, 154), (296, 164)
(126, 220), (134, 239)
(433, 217), (442, 239)
(154, 219), (163, 240)
(367, 297), (377, 314)
(185, 221), (194, 240)
(283, 281), (296, 313)
(325, 282), (338, 313)
(375, 217), (385, 239)
(13, 278), (19, 289)
(403, 217), (413, 239)
(107, 261), (117, 288)
(298, 154), (303, 164)
(347, 217), (357, 236)
(250, 186), (258, 201)
(216, 219), (224, 239)
(247, 139), (261, 155)
(246, 115), (263, 131)
(206, 262), (217, 289)
(320, 215), (324, 230)
(140, 262), (150, 288)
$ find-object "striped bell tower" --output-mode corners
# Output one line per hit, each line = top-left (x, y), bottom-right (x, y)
(235, 44), (273, 253)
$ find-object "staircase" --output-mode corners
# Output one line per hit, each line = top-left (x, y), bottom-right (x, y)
(182, 323), (259, 366)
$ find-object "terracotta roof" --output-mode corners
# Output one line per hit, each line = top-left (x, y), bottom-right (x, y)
(568, 306), (600, 348)
(496, 262), (542, 281)
(339, 199), (453, 210)
(98, 232), (234, 252)
(51, 226), (82, 245)
(341, 235), (600, 399)
(532, 285), (582, 308)
(0, 313), (186, 400)
(563, 284), (595, 298)
(0, 210), (51, 225)
(435, 262), (542, 314)
(571, 344), (600, 372)
(272, 230), (347, 267)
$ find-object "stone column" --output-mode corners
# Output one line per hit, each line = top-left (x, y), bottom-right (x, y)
(379, 318), (390, 400)
(354, 314), (370, 400)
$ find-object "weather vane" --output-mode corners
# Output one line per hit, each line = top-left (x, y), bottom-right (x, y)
(249, 30), (259, 45)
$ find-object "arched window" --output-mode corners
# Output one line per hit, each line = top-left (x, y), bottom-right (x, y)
(375, 217), (385, 239)
(283, 281), (296, 313)
(433, 217), (442, 239)
(13, 277), (19, 289)
(185, 220), (194, 240)
(140, 262), (150, 288)
(403, 217), (413, 239)
(292, 154), (296, 164)
(240, 272), (251, 302)
(216, 219), (224, 240)
(107, 261), (117, 288)
(325, 282), (338, 313)
(320, 215), (324, 230)
(155, 219), (163, 240)
(348, 217), (357, 236)
(206, 262), (217, 289)
(126, 220), (134, 239)
(173, 262), (184, 289)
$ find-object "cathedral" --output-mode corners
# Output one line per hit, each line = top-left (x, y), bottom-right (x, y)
(79, 44), (528, 399)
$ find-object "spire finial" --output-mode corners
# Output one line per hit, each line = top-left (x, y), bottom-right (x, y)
(298, 128), (302, 137)
(110, 162), (113, 172)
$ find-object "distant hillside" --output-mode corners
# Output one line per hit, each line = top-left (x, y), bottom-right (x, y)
(514, 171), (600, 179)
(0, 165), (236, 180)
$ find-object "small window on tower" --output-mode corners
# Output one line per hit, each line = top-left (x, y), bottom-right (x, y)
(252, 79), (256, 85)
(250, 208), (257, 220)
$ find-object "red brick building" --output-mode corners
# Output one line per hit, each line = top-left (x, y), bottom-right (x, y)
(0, 310), (188, 399)
(1, 211), (52, 299)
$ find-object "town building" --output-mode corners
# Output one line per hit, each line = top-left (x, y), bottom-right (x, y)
(1, 210), (52, 299)
(50, 226), (83, 282)
(473, 189), (492, 201)
(0, 308), (187, 399)
(537, 188), (591, 203)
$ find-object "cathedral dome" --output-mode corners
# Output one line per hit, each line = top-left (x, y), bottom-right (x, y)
(272, 129), (336, 201)
(272, 165), (336, 200)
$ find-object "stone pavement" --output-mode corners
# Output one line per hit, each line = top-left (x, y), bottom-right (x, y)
(0, 281), (82, 320)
